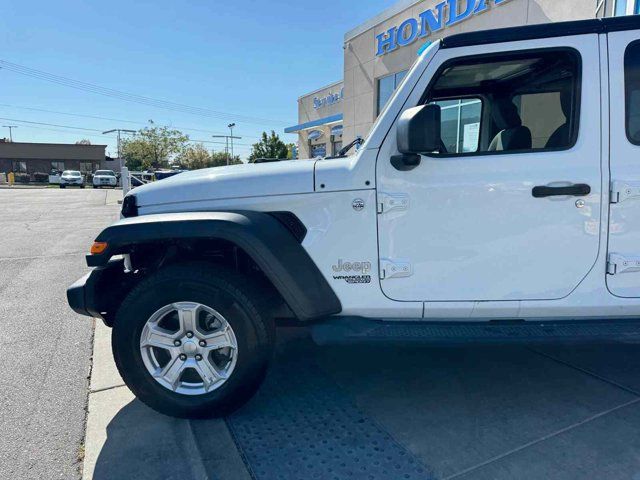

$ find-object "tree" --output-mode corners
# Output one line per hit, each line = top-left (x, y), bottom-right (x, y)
(210, 151), (242, 167)
(121, 121), (189, 170)
(176, 145), (242, 169)
(177, 143), (212, 170)
(75, 139), (92, 145)
(248, 131), (289, 162)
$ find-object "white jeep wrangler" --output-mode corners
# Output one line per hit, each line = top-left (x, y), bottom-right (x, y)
(68, 16), (640, 418)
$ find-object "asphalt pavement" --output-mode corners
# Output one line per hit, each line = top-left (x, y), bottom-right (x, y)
(0, 188), (121, 479)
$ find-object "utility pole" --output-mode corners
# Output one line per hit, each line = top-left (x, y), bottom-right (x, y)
(212, 133), (242, 165)
(228, 123), (236, 160)
(102, 129), (136, 171)
(2, 125), (17, 142)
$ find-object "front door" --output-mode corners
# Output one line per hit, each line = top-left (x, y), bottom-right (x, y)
(377, 35), (602, 302)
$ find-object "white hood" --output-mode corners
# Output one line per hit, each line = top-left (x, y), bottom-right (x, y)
(132, 159), (317, 207)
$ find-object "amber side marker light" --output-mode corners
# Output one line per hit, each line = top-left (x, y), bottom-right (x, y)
(90, 241), (108, 255)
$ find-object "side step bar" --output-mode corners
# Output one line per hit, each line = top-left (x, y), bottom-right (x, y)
(311, 317), (640, 346)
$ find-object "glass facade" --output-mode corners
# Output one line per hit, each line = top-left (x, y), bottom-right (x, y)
(377, 70), (408, 115)
(614, 0), (640, 15)
(433, 99), (482, 153)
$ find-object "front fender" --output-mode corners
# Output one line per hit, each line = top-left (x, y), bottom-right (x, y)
(85, 211), (341, 321)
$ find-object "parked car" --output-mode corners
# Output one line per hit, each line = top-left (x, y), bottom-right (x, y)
(59, 170), (84, 188)
(92, 170), (117, 189)
(68, 16), (640, 419)
(155, 169), (186, 180)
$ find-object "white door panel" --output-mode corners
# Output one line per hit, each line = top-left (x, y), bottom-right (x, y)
(607, 31), (640, 297)
(377, 35), (602, 302)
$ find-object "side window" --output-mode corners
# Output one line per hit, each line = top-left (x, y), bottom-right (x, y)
(512, 92), (568, 149)
(424, 49), (580, 156)
(625, 41), (640, 145)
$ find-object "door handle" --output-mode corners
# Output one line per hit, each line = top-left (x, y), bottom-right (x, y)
(532, 183), (591, 198)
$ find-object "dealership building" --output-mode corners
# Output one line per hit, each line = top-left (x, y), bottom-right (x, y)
(285, 0), (630, 158)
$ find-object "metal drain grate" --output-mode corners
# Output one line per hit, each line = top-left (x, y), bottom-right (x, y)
(227, 353), (435, 480)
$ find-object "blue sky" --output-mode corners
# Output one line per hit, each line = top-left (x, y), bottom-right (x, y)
(0, 0), (392, 159)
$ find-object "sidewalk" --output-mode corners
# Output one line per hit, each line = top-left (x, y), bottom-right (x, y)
(0, 183), (55, 189)
(83, 321), (250, 480)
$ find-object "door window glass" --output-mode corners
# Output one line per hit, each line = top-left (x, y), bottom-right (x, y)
(625, 41), (640, 145)
(51, 161), (65, 172)
(512, 92), (568, 149)
(423, 49), (580, 156)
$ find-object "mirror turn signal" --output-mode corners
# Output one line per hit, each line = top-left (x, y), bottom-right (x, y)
(90, 241), (108, 255)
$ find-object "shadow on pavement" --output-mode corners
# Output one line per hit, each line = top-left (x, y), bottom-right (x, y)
(92, 399), (199, 480)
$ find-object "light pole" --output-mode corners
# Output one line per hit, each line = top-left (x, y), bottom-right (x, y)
(102, 128), (136, 171)
(2, 125), (17, 142)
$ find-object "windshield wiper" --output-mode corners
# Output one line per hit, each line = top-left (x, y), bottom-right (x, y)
(324, 137), (364, 159)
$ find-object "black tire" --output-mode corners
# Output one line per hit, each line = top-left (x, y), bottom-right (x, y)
(80, 185), (85, 189)
(112, 263), (275, 419)
(59, 184), (65, 189)
(93, 185), (97, 189)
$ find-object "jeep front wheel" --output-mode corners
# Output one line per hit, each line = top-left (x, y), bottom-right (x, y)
(112, 264), (274, 418)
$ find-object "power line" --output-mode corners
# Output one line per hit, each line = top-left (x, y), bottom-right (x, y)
(0, 116), (254, 148)
(0, 60), (286, 126)
(0, 103), (262, 139)
(0, 116), (102, 132)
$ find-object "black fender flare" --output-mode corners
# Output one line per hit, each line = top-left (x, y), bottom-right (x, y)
(87, 211), (341, 321)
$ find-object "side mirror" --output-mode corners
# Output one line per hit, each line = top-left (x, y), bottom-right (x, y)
(397, 104), (441, 154)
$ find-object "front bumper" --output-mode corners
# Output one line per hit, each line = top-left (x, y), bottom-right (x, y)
(67, 258), (135, 324)
(94, 178), (116, 186)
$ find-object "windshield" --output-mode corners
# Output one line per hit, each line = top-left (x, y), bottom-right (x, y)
(95, 170), (115, 176)
(63, 171), (81, 176)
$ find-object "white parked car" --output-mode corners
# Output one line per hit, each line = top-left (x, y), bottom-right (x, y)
(92, 170), (117, 189)
(68, 16), (640, 419)
(59, 170), (84, 188)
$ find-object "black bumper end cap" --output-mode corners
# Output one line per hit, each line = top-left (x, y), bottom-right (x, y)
(67, 272), (92, 317)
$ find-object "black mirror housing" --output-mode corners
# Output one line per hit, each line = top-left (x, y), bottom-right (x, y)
(397, 104), (441, 154)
